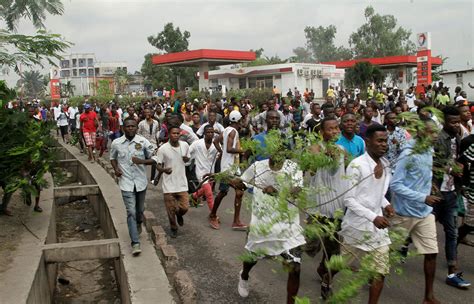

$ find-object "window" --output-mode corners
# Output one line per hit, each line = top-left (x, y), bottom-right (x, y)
(456, 73), (463, 85)
(79, 69), (87, 76)
(60, 70), (70, 77)
(73, 69), (77, 76)
(95, 68), (100, 76)
(239, 78), (246, 89)
(79, 59), (86, 67)
(87, 58), (94, 67)
(72, 59), (77, 67)
(60, 60), (70, 68)
(88, 69), (94, 76)
(248, 76), (272, 89)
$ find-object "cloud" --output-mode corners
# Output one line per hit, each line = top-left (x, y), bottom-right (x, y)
(3, 0), (472, 86)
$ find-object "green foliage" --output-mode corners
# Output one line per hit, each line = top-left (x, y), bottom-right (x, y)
(0, 83), (57, 195)
(1, 0), (64, 31)
(96, 79), (113, 102)
(0, 80), (17, 107)
(349, 6), (416, 58)
(16, 70), (46, 99)
(303, 25), (352, 62)
(143, 23), (197, 90)
(114, 69), (133, 94)
(68, 96), (85, 107)
(0, 29), (72, 75)
(147, 22), (190, 53)
(345, 62), (384, 94)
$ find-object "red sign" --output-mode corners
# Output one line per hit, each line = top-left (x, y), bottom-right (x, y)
(50, 79), (61, 100)
(416, 49), (432, 95)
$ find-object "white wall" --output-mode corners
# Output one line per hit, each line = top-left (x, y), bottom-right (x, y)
(442, 71), (474, 101)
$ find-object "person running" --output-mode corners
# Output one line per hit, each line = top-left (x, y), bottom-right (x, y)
(235, 153), (305, 304)
(137, 108), (160, 183)
(209, 110), (247, 230)
(340, 124), (394, 304)
(134, 125), (191, 238)
(57, 106), (70, 143)
(432, 106), (471, 288)
(189, 125), (219, 211)
(80, 103), (100, 163)
(336, 113), (365, 158)
(390, 119), (441, 304)
(306, 117), (348, 299)
(196, 110), (224, 138)
(110, 117), (155, 256)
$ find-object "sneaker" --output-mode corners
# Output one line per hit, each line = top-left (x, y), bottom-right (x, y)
(137, 223), (142, 235)
(132, 243), (141, 256)
(170, 229), (178, 238)
(176, 214), (184, 226)
(238, 270), (249, 298)
(209, 216), (220, 230)
(446, 272), (471, 288)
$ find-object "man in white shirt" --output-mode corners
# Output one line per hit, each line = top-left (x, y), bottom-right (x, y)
(189, 125), (219, 211)
(133, 125), (191, 238)
(306, 117), (348, 299)
(235, 155), (305, 303)
(196, 111), (224, 138)
(340, 124), (394, 303)
(110, 117), (155, 256)
(209, 111), (247, 230)
(406, 88), (416, 109)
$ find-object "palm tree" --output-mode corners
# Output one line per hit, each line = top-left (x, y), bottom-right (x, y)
(114, 69), (132, 94)
(62, 80), (75, 97)
(1, 0), (64, 31)
(17, 70), (45, 99)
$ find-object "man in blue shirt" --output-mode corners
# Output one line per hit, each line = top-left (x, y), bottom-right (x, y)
(390, 119), (442, 303)
(336, 113), (365, 158)
(252, 109), (281, 161)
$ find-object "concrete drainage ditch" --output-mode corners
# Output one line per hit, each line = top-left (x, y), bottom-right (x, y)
(0, 145), (174, 303)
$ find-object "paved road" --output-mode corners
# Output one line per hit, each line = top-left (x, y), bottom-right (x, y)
(144, 182), (474, 303)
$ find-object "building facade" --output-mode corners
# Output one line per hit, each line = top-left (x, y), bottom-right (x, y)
(52, 53), (127, 96)
(207, 63), (344, 99)
(440, 68), (474, 100)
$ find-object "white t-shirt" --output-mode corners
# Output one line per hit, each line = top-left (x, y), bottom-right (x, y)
(221, 126), (240, 174)
(68, 106), (78, 120)
(406, 93), (416, 109)
(240, 159), (306, 256)
(57, 112), (69, 126)
(152, 141), (190, 193)
(189, 139), (218, 182)
(196, 122), (224, 137)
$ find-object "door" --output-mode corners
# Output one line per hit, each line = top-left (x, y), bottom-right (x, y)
(322, 79), (329, 97)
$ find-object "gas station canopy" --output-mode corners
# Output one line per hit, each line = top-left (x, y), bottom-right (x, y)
(152, 49), (256, 67)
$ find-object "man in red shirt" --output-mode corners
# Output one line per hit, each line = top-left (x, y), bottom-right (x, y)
(80, 103), (100, 162)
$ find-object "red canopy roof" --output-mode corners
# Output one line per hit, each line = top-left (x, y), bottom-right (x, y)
(322, 55), (442, 69)
(152, 49), (256, 67)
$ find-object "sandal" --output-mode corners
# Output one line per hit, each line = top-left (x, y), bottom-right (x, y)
(34, 206), (43, 212)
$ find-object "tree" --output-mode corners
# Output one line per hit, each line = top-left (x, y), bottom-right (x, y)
(349, 6), (416, 58)
(114, 69), (133, 94)
(147, 23), (190, 53)
(1, 0), (64, 31)
(345, 62), (384, 96)
(0, 0), (71, 75)
(304, 25), (352, 62)
(290, 47), (314, 63)
(62, 80), (75, 97)
(16, 70), (46, 99)
(143, 23), (197, 90)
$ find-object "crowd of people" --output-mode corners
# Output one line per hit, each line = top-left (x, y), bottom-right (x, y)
(6, 82), (474, 303)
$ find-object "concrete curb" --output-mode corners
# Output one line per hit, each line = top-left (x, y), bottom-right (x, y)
(96, 156), (198, 304)
(173, 270), (197, 304)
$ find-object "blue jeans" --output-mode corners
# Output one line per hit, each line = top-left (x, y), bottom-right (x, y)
(433, 191), (458, 266)
(121, 189), (146, 245)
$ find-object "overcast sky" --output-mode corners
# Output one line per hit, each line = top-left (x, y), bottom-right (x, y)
(3, 0), (473, 86)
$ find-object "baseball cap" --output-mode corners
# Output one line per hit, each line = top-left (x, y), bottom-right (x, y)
(229, 110), (242, 122)
(84, 103), (91, 109)
(456, 96), (466, 102)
